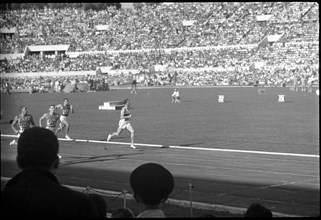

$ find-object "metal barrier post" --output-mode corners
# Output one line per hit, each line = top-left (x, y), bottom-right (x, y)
(83, 186), (91, 194)
(123, 189), (127, 208)
(188, 183), (194, 217)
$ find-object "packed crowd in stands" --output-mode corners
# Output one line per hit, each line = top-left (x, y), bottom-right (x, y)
(0, 2), (318, 53)
(0, 74), (114, 93)
(1, 62), (318, 93)
(0, 40), (319, 73)
(0, 2), (319, 92)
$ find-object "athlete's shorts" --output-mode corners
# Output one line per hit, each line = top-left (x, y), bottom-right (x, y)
(16, 128), (25, 138)
(60, 115), (68, 123)
(59, 115), (68, 128)
(118, 119), (131, 130)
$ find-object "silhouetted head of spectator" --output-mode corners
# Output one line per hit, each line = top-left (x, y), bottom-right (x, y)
(111, 207), (135, 218)
(88, 193), (107, 218)
(244, 203), (273, 218)
(17, 127), (59, 172)
(130, 163), (174, 206)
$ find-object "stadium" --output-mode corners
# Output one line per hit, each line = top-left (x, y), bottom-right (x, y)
(0, 2), (319, 217)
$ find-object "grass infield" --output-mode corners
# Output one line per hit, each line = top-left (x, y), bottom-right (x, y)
(1, 86), (319, 155)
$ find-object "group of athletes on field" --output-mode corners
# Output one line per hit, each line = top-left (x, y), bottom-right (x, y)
(9, 84), (181, 149)
(10, 98), (74, 145)
(9, 97), (138, 149)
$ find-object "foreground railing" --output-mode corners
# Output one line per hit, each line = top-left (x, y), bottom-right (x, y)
(82, 183), (195, 217)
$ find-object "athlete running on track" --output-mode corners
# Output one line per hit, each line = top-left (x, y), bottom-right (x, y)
(55, 98), (74, 139)
(107, 99), (135, 149)
(10, 105), (35, 145)
(39, 104), (60, 134)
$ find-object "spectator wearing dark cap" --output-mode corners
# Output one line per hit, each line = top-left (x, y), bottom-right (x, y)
(1, 127), (99, 218)
(244, 203), (273, 218)
(129, 162), (174, 218)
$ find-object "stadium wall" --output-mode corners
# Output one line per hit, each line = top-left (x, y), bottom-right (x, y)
(0, 69), (144, 79)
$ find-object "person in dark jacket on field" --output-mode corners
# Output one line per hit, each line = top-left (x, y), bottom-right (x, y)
(1, 127), (99, 218)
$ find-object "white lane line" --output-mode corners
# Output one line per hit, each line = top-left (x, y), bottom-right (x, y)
(2, 134), (318, 158)
(1, 134), (17, 138)
(169, 145), (319, 158)
(74, 139), (89, 142)
(88, 140), (163, 147)
(58, 138), (74, 142)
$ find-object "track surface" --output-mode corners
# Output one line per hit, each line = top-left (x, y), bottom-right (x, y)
(1, 87), (319, 216)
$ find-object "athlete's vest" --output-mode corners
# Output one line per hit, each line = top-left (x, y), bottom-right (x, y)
(46, 113), (59, 128)
(61, 104), (71, 116)
(123, 108), (131, 121)
(17, 114), (33, 131)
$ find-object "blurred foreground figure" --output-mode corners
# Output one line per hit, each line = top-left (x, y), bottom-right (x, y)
(130, 163), (174, 218)
(244, 203), (273, 218)
(2, 127), (99, 218)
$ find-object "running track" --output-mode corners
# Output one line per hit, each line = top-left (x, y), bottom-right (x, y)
(1, 136), (319, 217)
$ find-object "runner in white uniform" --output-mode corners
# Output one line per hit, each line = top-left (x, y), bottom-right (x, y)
(107, 99), (135, 149)
(172, 88), (181, 103)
